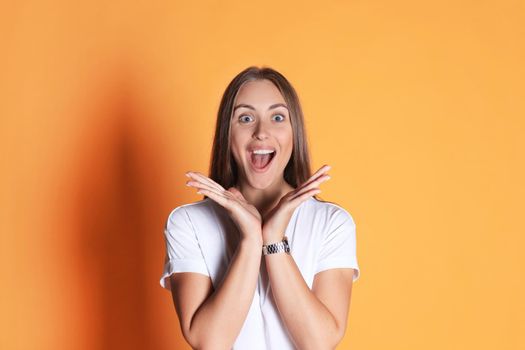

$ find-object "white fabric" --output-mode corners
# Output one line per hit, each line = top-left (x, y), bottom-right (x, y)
(159, 197), (360, 349)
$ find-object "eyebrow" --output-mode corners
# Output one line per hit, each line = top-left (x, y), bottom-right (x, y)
(233, 103), (289, 112)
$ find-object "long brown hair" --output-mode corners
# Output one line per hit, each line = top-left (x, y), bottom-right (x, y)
(209, 66), (316, 196)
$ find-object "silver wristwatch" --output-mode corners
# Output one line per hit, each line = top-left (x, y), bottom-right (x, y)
(262, 236), (290, 255)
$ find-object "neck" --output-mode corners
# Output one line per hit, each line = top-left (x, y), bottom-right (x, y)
(236, 177), (294, 218)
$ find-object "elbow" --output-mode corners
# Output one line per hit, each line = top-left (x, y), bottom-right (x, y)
(182, 327), (207, 350)
(181, 328), (199, 349)
(324, 320), (347, 348)
(333, 334), (345, 349)
(191, 340), (233, 350)
(329, 325), (346, 350)
(299, 329), (343, 350)
(182, 313), (236, 350)
(315, 324), (346, 350)
(182, 329), (233, 350)
(325, 313), (347, 349)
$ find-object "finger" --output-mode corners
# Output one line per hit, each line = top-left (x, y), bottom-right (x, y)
(186, 171), (224, 191)
(195, 188), (230, 207)
(309, 164), (331, 181)
(186, 171), (225, 191)
(292, 174), (330, 198)
(187, 180), (225, 198)
(198, 188), (246, 215)
(289, 182), (322, 201)
(300, 165), (331, 189)
(289, 187), (322, 203)
(308, 173), (331, 187)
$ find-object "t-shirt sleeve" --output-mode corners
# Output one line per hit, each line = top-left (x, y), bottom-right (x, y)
(159, 206), (210, 291)
(314, 207), (360, 282)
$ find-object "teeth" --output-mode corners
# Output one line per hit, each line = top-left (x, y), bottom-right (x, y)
(252, 149), (275, 155)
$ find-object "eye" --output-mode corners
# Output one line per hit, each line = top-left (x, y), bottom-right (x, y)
(239, 114), (253, 123)
(272, 114), (286, 122)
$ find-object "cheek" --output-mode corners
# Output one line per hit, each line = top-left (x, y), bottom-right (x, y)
(229, 134), (246, 163)
(277, 129), (294, 155)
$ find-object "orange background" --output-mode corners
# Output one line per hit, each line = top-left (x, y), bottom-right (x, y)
(1, 1), (524, 349)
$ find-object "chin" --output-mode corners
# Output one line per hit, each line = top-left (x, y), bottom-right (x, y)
(243, 165), (282, 190)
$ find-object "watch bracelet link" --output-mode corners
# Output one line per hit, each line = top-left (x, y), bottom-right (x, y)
(262, 236), (290, 255)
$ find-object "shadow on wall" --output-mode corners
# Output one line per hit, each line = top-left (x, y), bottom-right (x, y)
(71, 66), (189, 349)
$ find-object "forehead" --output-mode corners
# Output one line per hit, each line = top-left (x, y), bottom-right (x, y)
(234, 79), (286, 106)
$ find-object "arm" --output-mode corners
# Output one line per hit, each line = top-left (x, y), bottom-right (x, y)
(177, 171), (266, 350)
(264, 253), (355, 350)
(260, 164), (356, 349)
(171, 236), (262, 350)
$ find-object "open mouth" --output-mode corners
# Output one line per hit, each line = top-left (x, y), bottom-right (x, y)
(249, 150), (276, 172)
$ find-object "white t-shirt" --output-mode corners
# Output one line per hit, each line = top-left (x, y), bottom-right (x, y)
(159, 196), (360, 349)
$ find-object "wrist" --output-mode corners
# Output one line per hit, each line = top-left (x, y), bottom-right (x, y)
(262, 235), (284, 246)
(240, 236), (263, 247)
(262, 229), (284, 244)
(262, 235), (290, 255)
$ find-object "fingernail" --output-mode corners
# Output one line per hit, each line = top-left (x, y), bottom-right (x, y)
(326, 176), (331, 180)
(196, 191), (202, 194)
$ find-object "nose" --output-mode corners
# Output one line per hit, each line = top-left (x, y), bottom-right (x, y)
(253, 120), (269, 140)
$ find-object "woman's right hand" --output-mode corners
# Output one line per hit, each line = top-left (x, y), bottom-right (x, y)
(185, 171), (262, 243)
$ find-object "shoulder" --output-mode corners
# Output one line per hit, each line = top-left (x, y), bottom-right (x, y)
(306, 197), (356, 228)
(166, 198), (216, 224)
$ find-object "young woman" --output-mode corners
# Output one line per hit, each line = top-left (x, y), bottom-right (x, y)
(159, 66), (360, 350)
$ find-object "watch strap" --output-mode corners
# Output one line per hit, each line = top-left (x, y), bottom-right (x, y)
(262, 236), (290, 255)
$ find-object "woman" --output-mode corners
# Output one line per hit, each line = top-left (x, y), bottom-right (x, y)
(160, 66), (360, 350)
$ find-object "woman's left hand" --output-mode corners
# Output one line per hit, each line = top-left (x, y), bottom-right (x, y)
(262, 165), (332, 244)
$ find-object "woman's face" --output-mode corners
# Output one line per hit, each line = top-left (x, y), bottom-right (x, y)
(230, 79), (293, 190)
